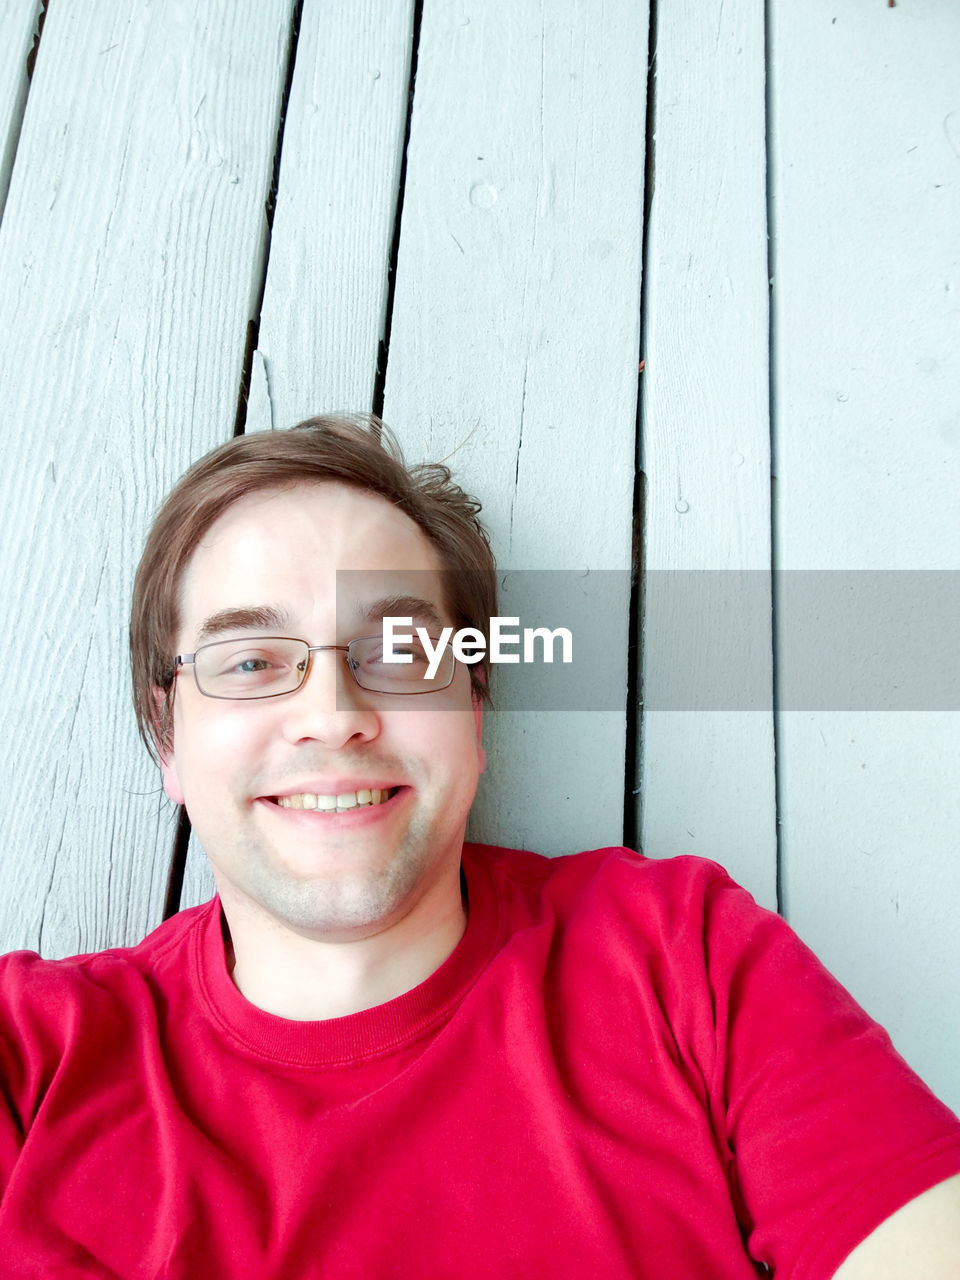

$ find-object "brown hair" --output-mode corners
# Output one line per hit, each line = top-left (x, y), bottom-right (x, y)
(130, 415), (498, 760)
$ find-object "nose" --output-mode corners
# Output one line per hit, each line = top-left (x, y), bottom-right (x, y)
(279, 646), (380, 748)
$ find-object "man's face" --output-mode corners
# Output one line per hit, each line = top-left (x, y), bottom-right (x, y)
(159, 482), (485, 943)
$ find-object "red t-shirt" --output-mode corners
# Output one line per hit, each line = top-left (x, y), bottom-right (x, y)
(1, 845), (958, 1278)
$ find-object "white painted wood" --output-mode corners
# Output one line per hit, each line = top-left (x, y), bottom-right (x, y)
(637, 0), (777, 906)
(776, 712), (960, 1109)
(383, 0), (648, 857)
(0, 0), (40, 218)
(0, 0), (296, 956)
(180, 0), (416, 909)
(771, 1), (960, 1109)
(180, 832), (217, 913)
(246, 0), (415, 430)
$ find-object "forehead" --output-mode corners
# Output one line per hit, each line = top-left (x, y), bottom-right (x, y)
(176, 483), (445, 638)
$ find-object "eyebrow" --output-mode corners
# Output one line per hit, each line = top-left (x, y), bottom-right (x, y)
(195, 606), (291, 646)
(191, 596), (447, 648)
(358, 594), (447, 634)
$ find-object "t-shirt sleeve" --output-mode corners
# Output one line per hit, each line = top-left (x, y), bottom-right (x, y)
(699, 871), (960, 1280)
(0, 1061), (25, 1192)
(0, 954), (40, 1192)
(0, 951), (90, 1195)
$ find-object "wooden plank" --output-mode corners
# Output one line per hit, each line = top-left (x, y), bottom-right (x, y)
(0, 0), (41, 219)
(771, 1), (960, 1109)
(383, 0), (647, 857)
(636, 0), (777, 906)
(179, 0), (416, 911)
(0, 0), (296, 956)
(246, 0), (415, 429)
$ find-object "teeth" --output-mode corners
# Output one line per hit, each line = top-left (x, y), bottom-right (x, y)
(277, 788), (392, 811)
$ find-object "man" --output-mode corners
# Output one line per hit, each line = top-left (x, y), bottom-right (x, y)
(1, 415), (958, 1277)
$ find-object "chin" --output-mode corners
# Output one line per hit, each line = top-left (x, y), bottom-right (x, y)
(248, 856), (430, 939)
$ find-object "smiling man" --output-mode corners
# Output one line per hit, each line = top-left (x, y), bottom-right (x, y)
(0, 416), (958, 1277)
(160, 481), (484, 1018)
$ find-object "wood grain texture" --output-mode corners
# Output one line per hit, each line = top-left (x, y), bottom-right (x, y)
(636, 0), (777, 905)
(383, 0), (648, 857)
(771, 1), (960, 1108)
(0, 0), (41, 218)
(180, 831), (216, 912)
(179, 0), (415, 910)
(245, 0), (415, 431)
(0, 0), (296, 955)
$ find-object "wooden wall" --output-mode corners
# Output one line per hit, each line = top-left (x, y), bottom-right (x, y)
(770, 0), (960, 1114)
(0, 2), (956, 1110)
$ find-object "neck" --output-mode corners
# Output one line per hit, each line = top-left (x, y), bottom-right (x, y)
(218, 877), (468, 1020)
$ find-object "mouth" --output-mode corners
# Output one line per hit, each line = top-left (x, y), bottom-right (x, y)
(271, 787), (399, 813)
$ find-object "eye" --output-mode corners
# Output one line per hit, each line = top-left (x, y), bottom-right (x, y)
(219, 650), (283, 677)
(365, 642), (427, 667)
(355, 638), (432, 674)
(236, 656), (272, 674)
(396, 645), (428, 665)
(200, 641), (297, 688)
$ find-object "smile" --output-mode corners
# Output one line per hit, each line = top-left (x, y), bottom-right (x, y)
(274, 788), (396, 812)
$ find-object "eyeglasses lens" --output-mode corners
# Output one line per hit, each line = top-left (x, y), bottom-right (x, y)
(192, 636), (454, 698)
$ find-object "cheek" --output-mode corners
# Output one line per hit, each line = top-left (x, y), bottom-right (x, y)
(168, 701), (264, 803)
(386, 706), (478, 773)
(425, 709), (486, 786)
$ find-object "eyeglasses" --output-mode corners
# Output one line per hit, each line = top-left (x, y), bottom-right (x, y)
(175, 635), (455, 699)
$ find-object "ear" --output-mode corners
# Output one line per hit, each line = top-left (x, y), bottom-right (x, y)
(472, 695), (486, 775)
(159, 754), (185, 806)
(152, 686), (185, 805)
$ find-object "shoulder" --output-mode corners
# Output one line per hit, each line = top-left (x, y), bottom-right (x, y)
(465, 841), (742, 924)
(0, 900), (216, 1037)
(462, 842), (829, 1016)
(465, 840), (730, 884)
(462, 842), (769, 978)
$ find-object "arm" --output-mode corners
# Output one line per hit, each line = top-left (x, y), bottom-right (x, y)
(832, 1173), (960, 1279)
(693, 870), (960, 1276)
